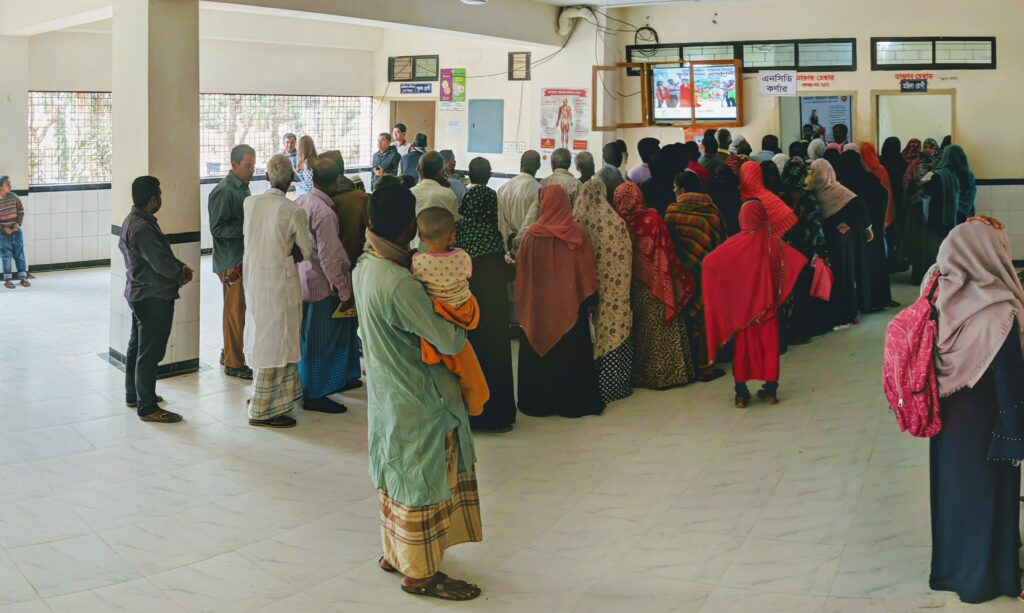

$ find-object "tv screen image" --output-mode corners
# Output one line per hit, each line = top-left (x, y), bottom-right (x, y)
(650, 65), (696, 122)
(692, 64), (739, 122)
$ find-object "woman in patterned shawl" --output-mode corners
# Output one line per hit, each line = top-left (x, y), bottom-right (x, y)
(614, 182), (696, 390)
(575, 180), (634, 404)
(664, 170), (728, 382)
(454, 158), (516, 432)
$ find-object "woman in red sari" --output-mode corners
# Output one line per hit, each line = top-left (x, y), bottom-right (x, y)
(614, 182), (697, 390)
(703, 162), (808, 407)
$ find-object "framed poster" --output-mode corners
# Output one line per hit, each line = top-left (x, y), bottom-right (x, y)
(800, 95), (853, 142)
(440, 68), (466, 111)
(540, 88), (590, 153)
(647, 60), (742, 126)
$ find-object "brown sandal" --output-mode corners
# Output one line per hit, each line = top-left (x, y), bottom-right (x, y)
(249, 415), (297, 428)
(379, 556), (400, 574)
(401, 573), (481, 601)
(139, 409), (182, 423)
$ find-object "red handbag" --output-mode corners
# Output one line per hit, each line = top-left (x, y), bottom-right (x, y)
(810, 257), (833, 301)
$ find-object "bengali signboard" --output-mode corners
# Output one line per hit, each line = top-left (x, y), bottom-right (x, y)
(758, 71), (797, 96)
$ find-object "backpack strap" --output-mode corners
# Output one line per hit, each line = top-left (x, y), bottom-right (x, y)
(925, 271), (941, 302)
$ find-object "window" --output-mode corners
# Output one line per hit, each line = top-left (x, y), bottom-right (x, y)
(28, 91), (112, 186)
(872, 37), (996, 70)
(508, 52), (531, 81)
(626, 38), (855, 76)
(741, 43), (795, 68)
(199, 94), (373, 178)
(389, 55), (439, 82)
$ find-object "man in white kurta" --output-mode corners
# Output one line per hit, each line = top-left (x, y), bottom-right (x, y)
(242, 154), (313, 428)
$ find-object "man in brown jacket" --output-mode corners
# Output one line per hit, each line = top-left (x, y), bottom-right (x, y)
(320, 151), (369, 265)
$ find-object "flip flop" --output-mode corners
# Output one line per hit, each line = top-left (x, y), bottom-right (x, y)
(401, 573), (481, 601)
(379, 556), (400, 574)
(139, 409), (182, 423)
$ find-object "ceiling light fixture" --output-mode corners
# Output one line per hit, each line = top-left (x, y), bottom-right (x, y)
(461, 0), (488, 5)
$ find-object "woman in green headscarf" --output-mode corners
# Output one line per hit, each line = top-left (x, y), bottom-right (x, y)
(936, 145), (977, 224)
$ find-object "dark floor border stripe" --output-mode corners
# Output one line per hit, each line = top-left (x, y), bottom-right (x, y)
(976, 179), (1024, 186)
(30, 259), (111, 273)
(106, 349), (201, 379)
(30, 183), (112, 193)
(110, 225), (201, 244)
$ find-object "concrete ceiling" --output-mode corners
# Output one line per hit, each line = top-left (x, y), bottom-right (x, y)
(532, 0), (745, 5)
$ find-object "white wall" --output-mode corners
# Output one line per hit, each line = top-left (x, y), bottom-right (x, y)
(615, 0), (1024, 180)
(29, 30), (373, 96)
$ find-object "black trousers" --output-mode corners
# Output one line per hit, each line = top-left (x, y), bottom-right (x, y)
(125, 298), (174, 416)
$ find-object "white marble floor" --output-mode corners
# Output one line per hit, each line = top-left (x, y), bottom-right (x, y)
(0, 262), (1019, 612)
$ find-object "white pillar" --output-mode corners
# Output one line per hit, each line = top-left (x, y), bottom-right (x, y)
(0, 37), (28, 189)
(109, 0), (201, 375)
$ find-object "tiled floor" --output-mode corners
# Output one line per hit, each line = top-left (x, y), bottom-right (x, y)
(0, 262), (1020, 612)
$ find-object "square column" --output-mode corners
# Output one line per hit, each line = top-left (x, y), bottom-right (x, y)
(109, 0), (201, 376)
(0, 37), (28, 191)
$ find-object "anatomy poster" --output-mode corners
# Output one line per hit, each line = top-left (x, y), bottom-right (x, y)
(540, 88), (590, 154)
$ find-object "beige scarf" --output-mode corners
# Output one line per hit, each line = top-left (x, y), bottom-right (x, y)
(364, 229), (413, 270)
(925, 220), (1024, 396)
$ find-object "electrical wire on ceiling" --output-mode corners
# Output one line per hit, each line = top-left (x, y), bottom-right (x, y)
(462, 18), (579, 80)
(570, 6), (648, 100)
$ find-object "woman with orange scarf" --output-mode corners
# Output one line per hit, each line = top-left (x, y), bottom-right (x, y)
(703, 162), (808, 407)
(614, 182), (697, 390)
(515, 185), (604, 418)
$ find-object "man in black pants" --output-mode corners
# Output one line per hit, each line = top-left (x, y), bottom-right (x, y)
(117, 176), (193, 423)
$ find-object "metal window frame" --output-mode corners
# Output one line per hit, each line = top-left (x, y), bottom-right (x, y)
(27, 90), (113, 186)
(625, 38), (857, 76)
(508, 51), (531, 81)
(870, 36), (996, 70)
(388, 54), (440, 82)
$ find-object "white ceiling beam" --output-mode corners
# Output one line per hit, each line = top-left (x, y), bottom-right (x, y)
(0, 0), (112, 36)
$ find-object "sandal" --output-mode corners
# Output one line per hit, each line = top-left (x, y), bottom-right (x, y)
(18, 278), (30, 287)
(379, 556), (400, 574)
(249, 415), (297, 428)
(127, 395), (163, 409)
(697, 368), (726, 383)
(401, 573), (481, 601)
(734, 395), (749, 409)
(3, 280), (14, 289)
(139, 409), (182, 423)
(756, 388), (779, 405)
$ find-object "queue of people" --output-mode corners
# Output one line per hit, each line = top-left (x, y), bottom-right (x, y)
(117, 124), (992, 602)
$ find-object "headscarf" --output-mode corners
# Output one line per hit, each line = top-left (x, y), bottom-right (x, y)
(842, 143), (860, 153)
(455, 185), (505, 258)
(858, 142), (896, 227)
(665, 188), (728, 318)
(902, 138), (922, 163)
(515, 185), (598, 357)
(703, 171), (807, 362)
(614, 182), (695, 324)
(759, 161), (785, 197)
(576, 180), (633, 357)
(822, 148), (841, 173)
(781, 157), (809, 190)
(880, 137), (908, 209)
(740, 162), (789, 217)
(807, 138), (826, 160)
(826, 142), (843, 153)
(772, 153), (790, 174)
(809, 158), (856, 219)
(730, 134), (748, 155)
(724, 155), (744, 177)
(926, 219), (1024, 396)
(936, 145), (976, 221)
(642, 143), (687, 216)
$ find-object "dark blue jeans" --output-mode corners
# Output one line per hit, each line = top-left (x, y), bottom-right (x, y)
(125, 298), (174, 416)
(0, 230), (27, 279)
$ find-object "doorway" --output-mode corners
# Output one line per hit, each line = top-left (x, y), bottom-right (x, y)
(390, 101), (436, 152)
(875, 91), (954, 147)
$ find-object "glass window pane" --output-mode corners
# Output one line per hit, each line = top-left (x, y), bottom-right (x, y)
(935, 40), (993, 64)
(683, 45), (735, 62)
(798, 42), (854, 67)
(413, 57), (438, 80)
(742, 43), (795, 68)
(875, 40), (932, 65)
(630, 46), (682, 64)
(391, 57), (413, 80)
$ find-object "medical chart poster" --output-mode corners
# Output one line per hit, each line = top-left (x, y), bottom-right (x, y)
(800, 95), (853, 143)
(440, 68), (466, 111)
(539, 88), (590, 153)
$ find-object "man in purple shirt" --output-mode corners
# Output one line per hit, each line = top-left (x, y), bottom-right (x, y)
(296, 160), (361, 414)
(118, 176), (194, 423)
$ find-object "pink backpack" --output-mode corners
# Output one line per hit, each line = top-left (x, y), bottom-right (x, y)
(883, 273), (942, 437)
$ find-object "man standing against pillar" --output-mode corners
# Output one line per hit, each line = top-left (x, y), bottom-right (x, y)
(243, 155), (313, 428)
(297, 159), (361, 414)
(119, 176), (192, 424)
(209, 144), (255, 380)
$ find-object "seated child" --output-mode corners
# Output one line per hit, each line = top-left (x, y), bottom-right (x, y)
(411, 207), (490, 416)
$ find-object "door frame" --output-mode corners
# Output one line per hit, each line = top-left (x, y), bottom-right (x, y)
(389, 100), (437, 151)
(871, 88), (956, 145)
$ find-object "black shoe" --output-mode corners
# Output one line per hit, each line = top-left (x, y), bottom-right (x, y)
(127, 395), (164, 408)
(225, 366), (254, 380)
(473, 424), (514, 434)
(304, 397), (348, 414)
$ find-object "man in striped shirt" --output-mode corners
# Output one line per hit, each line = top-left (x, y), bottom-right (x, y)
(296, 159), (361, 414)
(0, 176), (29, 289)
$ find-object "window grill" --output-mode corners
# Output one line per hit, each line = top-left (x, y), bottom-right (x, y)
(28, 91), (112, 186)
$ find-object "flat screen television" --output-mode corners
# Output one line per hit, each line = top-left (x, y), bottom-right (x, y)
(647, 60), (742, 126)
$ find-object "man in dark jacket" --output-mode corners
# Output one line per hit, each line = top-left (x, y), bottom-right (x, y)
(372, 133), (401, 191)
